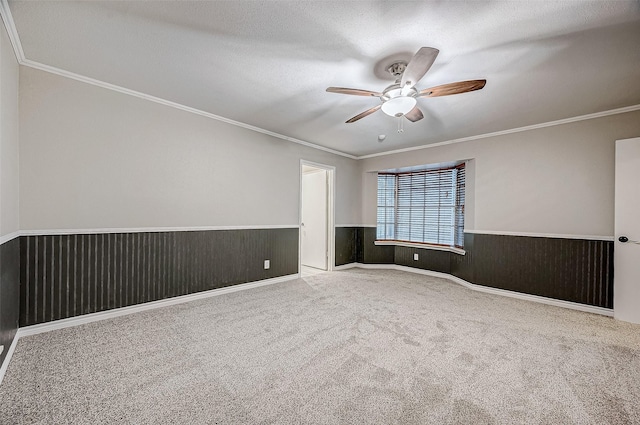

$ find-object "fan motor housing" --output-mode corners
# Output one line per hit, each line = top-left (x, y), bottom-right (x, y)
(386, 62), (407, 79)
(381, 84), (417, 101)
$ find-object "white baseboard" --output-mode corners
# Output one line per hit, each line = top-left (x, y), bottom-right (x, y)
(2, 263), (614, 386)
(334, 263), (614, 317)
(0, 332), (20, 387)
(334, 263), (390, 271)
(18, 274), (299, 338)
(0, 273), (299, 386)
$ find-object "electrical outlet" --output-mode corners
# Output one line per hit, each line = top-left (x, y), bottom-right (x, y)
(0, 345), (4, 355)
(413, 253), (419, 261)
(264, 260), (270, 270)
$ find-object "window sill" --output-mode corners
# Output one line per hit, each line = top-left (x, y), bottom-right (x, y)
(374, 240), (466, 256)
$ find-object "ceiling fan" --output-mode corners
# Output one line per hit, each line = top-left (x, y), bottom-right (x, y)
(326, 47), (486, 124)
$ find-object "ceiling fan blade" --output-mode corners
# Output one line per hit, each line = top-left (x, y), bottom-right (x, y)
(326, 87), (383, 97)
(401, 47), (439, 92)
(345, 104), (381, 123)
(419, 79), (487, 97)
(404, 106), (424, 122)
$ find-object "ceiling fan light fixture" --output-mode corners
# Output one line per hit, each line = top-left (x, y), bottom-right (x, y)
(326, 47), (486, 124)
(381, 96), (417, 117)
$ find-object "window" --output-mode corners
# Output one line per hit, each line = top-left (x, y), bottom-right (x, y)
(377, 163), (465, 248)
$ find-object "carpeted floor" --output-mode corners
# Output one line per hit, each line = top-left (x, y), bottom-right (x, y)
(1, 268), (639, 424)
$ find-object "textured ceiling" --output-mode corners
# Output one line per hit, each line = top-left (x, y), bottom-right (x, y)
(7, 1), (640, 156)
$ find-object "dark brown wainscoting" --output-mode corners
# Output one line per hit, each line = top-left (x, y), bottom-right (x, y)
(450, 233), (475, 284)
(334, 227), (358, 266)
(20, 228), (299, 326)
(0, 237), (20, 368)
(336, 228), (613, 309)
(395, 246), (450, 274)
(361, 227), (394, 264)
(469, 233), (613, 308)
(335, 227), (393, 266)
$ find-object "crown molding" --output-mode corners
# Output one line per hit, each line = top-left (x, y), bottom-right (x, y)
(0, 1), (357, 160)
(2, 0), (639, 162)
(0, 0), (25, 62)
(20, 59), (358, 159)
(357, 104), (640, 159)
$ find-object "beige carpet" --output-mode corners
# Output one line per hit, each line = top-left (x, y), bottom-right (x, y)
(1, 268), (639, 424)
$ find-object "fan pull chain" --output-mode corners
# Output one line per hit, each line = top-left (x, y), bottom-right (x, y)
(397, 116), (404, 133)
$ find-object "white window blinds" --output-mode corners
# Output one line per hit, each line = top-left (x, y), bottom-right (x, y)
(377, 164), (465, 248)
(377, 174), (396, 240)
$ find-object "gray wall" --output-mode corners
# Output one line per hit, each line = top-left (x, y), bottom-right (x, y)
(15, 65), (364, 326)
(0, 19), (20, 369)
(0, 20), (18, 236)
(19, 67), (361, 231)
(9, 22), (640, 330)
(352, 112), (640, 310)
(361, 110), (640, 237)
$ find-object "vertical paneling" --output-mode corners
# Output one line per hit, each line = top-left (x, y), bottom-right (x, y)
(394, 246), (450, 274)
(341, 229), (612, 309)
(362, 227), (394, 264)
(20, 228), (298, 326)
(450, 233), (474, 283)
(471, 234), (613, 308)
(21, 228), (614, 327)
(355, 227), (364, 263)
(1, 238), (21, 368)
(335, 227), (358, 266)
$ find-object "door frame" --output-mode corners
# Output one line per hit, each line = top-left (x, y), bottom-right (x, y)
(299, 160), (335, 275)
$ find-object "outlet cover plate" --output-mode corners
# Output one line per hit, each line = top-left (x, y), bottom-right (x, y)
(264, 260), (270, 269)
(413, 253), (419, 261)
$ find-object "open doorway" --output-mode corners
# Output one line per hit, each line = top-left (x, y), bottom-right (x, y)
(300, 160), (335, 276)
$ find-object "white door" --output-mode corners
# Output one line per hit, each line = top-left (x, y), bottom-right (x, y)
(614, 137), (640, 324)
(301, 169), (327, 270)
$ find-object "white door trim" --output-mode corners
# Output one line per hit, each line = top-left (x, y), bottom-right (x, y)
(300, 160), (335, 273)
